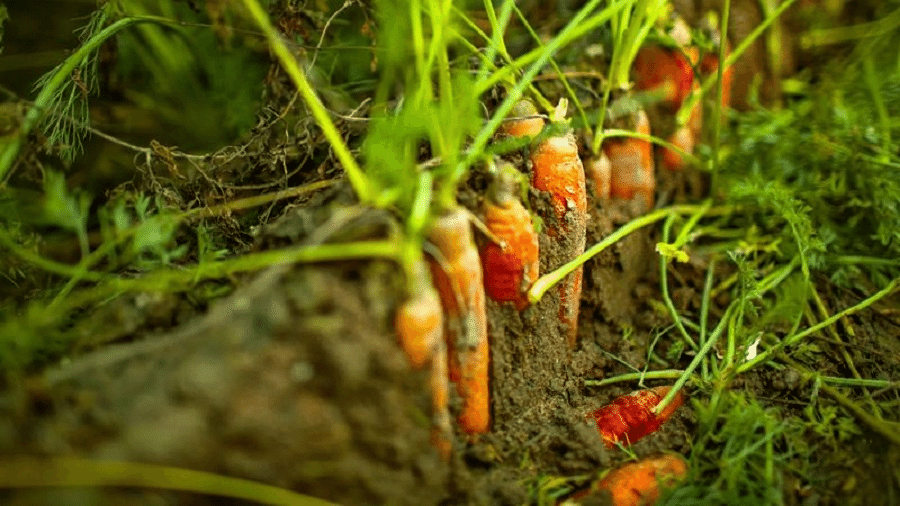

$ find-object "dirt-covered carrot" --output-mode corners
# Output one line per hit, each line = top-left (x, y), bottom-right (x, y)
(528, 101), (587, 347)
(499, 99), (545, 139)
(395, 264), (443, 369)
(589, 386), (685, 448)
(428, 208), (490, 434)
(604, 110), (655, 209)
(573, 454), (688, 506)
(481, 162), (539, 311)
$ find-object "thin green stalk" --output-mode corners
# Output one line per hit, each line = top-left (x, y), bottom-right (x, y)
(477, 0), (515, 83)
(737, 276), (900, 373)
(584, 369), (685, 387)
(863, 51), (892, 162)
(0, 16), (171, 185)
(0, 457), (336, 506)
(511, 3), (589, 130)
(596, 128), (701, 165)
(711, 0), (730, 178)
(700, 258), (717, 379)
(240, 0), (371, 204)
(528, 204), (717, 303)
(818, 376), (900, 389)
(678, 0), (799, 125)
(655, 302), (736, 415)
(660, 214), (699, 350)
(458, 0), (625, 180)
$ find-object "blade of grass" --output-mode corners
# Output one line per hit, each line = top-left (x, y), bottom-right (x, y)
(0, 457), (336, 506)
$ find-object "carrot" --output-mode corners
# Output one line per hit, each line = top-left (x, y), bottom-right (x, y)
(480, 162), (540, 311)
(585, 151), (612, 201)
(632, 44), (695, 111)
(660, 125), (694, 172)
(500, 99), (544, 139)
(528, 101), (587, 347)
(427, 208), (490, 434)
(604, 110), (655, 209)
(395, 264), (443, 369)
(589, 386), (686, 448)
(573, 454), (688, 506)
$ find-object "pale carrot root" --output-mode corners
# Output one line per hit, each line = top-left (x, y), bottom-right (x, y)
(661, 125), (695, 172)
(428, 208), (490, 434)
(394, 280), (443, 369)
(530, 129), (587, 347)
(586, 151), (612, 201)
(430, 338), (453, 460)
(605, 110), (655, 210)
(481, 166), (540, 310)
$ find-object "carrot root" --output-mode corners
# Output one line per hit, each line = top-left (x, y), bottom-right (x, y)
(605, 110), (655, 210)
(481, 165), (540, 310)
(395, 282), (443, 369)
(574, 454), (688, 506)
(589, 386), (686, 448)
(428, 208), (490, 434)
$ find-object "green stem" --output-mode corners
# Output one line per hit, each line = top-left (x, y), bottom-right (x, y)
(0, 16), (170, 185)
(659, 215), (698, 350)
(711, 0), (730, 178)
(528, 205), (712, 303)
(737, 276), (900, 373)
(240, 0), (371, 204)
(655, 302), (736, 415)
(584, 369), (685, 387)
(0, 457), (336, 506)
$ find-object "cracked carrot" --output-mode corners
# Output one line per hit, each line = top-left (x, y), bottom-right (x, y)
(481, 162), (539, 311)
(589, 386), (685, 448)
(428, 208), (490, 434)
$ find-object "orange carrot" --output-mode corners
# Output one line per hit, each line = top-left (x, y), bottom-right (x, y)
(428, 208), (490, 434)
(528, 101), (587, 347)
(480, 162), (540, 311)
(585, 151), (612, 201)
(589, 386), (685, 448)
(604, 110), (655, 209)
(500, 99), (544, 139)
(395, 266), (443, 369)
(633, 44), (695, 111)
(573, 454), (688, 506)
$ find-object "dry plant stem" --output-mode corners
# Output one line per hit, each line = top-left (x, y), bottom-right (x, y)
(240, 0), (371, 204)
(0, 16), (171, 184)
(0, 457), (336, 506)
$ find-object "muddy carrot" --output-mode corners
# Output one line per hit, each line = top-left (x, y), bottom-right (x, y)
(428, 208), (490, 434)
(395, 263), (443, 369)
(604, 110), (655, 209)
(481, 162), (540, 311)
(528, 101), (587, 347)
(499, 99), (545, 139)
(589, 386), (685, 448)
(572, 454), (688, 506)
